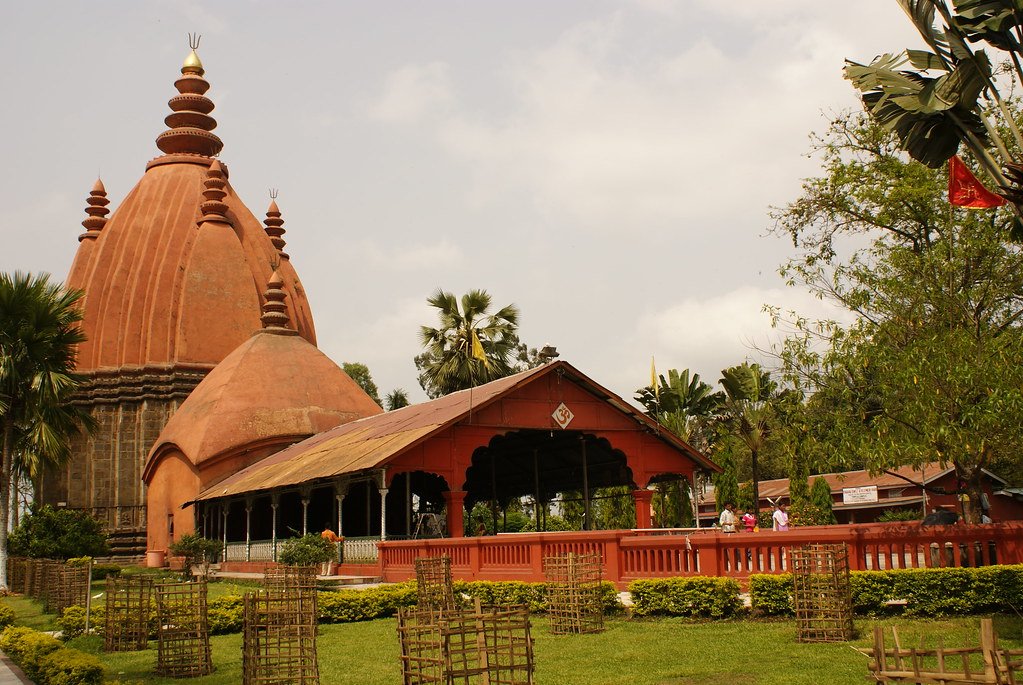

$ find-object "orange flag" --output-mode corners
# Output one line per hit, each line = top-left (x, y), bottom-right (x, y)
(949, 155), (1006, 208)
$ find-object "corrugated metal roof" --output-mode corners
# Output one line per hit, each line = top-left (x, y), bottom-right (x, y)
(195, 360), (716, 502)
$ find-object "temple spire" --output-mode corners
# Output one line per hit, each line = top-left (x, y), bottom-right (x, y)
(155, 35), (224, 157)
(198, 160), (232, 226)
(260, 269), (296, 333)
(263, 190), (289, 259)
(78, 178), (110, 242)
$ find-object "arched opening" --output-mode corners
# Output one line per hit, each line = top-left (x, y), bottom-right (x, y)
(462, 430), (635, 532)
(647, 472), (697, 528)
(386, 471), (449, 538)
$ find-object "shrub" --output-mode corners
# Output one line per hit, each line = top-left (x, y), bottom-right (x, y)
(168, 534), (221, 579)
(278, 534), (336, 566)
(748, 574), (792, 616)
(318, 582), (418, 623)
(90, 563), (121, 582)
(0, 626), (63, 682)
(208, 596), (244, 635)
(8, 506), (109, 560)
(877, 508), (923, 522)
(36, 647), (104, 685)
(748, 565), (1023, 618)
(57, 606), (88, 640)
(629, 577), (742, 618)
(0, 603), (15, 630)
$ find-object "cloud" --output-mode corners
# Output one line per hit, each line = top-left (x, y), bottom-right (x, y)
(632, 285), (852, 380)
(349, 239), (463, 272)
(366, 61), (453, 124)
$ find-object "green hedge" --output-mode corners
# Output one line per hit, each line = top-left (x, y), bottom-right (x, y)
(748, 564), (1023, 617)
(0, 626), (103, 685)
(629, 577), (742, 618)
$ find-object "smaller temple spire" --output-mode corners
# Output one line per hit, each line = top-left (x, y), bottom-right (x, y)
(155, 35), (224, 157)
(263, 190), (289, 259)
(198, 160), (232, 226)
(260, 269), (296, 333)
(78, 178), (110, 242)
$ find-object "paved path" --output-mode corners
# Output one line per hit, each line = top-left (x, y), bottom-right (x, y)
(0, 652), (31, 684)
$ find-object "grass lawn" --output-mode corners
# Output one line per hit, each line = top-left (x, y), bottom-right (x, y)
(51, 613), (1021, 685)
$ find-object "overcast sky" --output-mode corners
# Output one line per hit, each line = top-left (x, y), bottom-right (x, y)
(3, 1), (924, 405)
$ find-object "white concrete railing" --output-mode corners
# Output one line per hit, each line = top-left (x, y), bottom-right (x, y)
(223, 537), (384, 563)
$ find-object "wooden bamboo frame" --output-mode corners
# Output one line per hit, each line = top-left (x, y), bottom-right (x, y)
(791, 543), (854, 643)
(104, 574), (155, 652)
(414, 555), (456, 614)
(542, 552), (604, 635)
(397, 599), (534, 684)
(242, 589), (320, 684)
(863, 619), (1023, 683)
(155, 580), (214, 677)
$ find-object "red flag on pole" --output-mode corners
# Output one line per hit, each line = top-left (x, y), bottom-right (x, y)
(949, 155), (1006, 208)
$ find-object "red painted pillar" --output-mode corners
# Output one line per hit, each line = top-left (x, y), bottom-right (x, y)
(444, 490), (468, 538)
(632, 489), (654, 529)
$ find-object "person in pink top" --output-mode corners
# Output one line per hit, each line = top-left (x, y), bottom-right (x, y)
(772, 503), (789, 531)
(740, 509), (757, 532)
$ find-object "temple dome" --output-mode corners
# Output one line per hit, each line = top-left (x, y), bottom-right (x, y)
(66, 49), (316, 374)
(145, 273), (382, 475)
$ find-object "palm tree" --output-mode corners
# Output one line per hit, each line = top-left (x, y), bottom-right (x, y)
(416, 289), (520, 398)
(384, 388), (410, 411)
(718, 362), (776, 513)
(0, 272), (93, 589)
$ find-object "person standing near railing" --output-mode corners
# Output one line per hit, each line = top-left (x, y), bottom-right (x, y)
(772, 503), (789, 531)
(719, 502), (737, 533)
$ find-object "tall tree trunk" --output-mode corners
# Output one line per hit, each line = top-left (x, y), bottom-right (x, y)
(0, 417), (13, 590)
(10, 475), (18, 529)
(750, 448), (760, 516)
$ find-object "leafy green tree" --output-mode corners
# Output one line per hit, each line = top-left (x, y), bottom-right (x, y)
(770, 111), (1023, 521)
(717, 362), (777, 510)
(595, 486), (636, 530)
(168, 533), (222, 580)
(0, 273), (93, 589)
(713, 450), (739, 514)
(8, 505), (108, 560)
(384, 388), (410, 411)
(342, 362), (381, 406)
(636, 368), (722, 448)
(810, 477), (836, 525)
(416, 289), (521, 398)
(843, 0), (1023, 221)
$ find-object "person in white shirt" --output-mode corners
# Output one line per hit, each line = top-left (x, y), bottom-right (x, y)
(772, 503), (789, 531)
(719, 502), (737, 533)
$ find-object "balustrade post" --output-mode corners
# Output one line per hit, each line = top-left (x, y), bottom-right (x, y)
(604, 532), (622, 586)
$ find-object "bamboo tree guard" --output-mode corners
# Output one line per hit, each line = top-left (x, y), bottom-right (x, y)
(104, 575), (155, 652)
(50, 561), (90, 615)
(397, 599), (535, 685)
(155, 580), (214, 677)
(414, 555), (456, 614)
(42, 560), (63, 612)
(7, 557), (25, 593)
(242, 590), (320, 685)
(790, 543), (854, 643)
(542, 552), (604, 635)
(862, 619), (1023, 684)
(263, 565), (318, 626)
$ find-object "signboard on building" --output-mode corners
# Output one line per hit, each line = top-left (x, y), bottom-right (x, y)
(842, 485), (878, 504)
(552, 402), (574, 429)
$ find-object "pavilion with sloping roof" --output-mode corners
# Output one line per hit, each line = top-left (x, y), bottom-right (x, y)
(191, 360), (717, 554)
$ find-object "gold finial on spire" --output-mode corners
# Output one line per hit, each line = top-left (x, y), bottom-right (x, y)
(183, 33), (204, 76)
